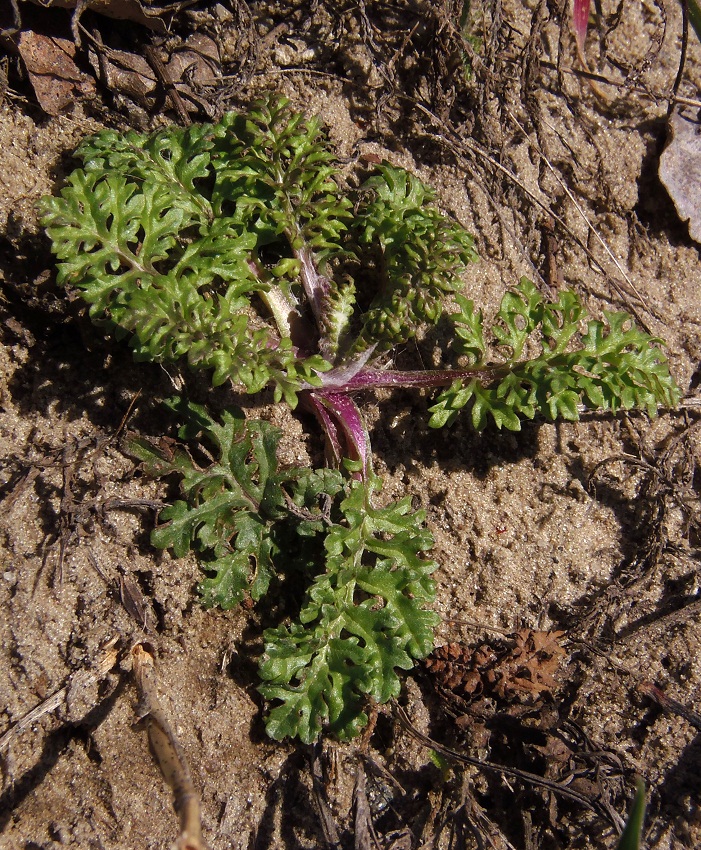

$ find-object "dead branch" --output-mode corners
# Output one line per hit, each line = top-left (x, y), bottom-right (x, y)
(0, 637), (119, 754)
(131, 643), (206, 850)
(393, 703), (625, 832)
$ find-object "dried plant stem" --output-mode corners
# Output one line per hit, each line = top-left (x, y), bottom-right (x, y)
(131, 643), (206, 850)
(412, 101), (652, 330)
(393, 703), (625, 830)
(573, 29), (609, 101)
(539, 61), (701, 110)
(637, 680), (701, 731)
(506, 109), (653, 325)
(0, 637), (119, 754)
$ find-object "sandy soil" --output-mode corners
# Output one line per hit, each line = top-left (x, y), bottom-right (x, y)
(1, 1), (700, 848)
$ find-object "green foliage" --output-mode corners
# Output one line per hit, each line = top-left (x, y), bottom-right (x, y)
(130, 406), (438, 742)
(129, 399), (345, 608)
(259, 481), (439, 742)
(40, 110), (335, 404)
(351, 164), (479, 351)
(428, 279), (681, 430)
(616, 779), (646, 850)
(39, 95), (476, 397)
(41, 96), (680, 743)
(211, 99), (353, 259)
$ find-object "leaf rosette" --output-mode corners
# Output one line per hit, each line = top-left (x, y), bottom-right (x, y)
(40, 96), (680, 742)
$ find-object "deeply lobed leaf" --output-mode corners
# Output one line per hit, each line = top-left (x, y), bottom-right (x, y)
(350, 163), (479, 352)
(259, 481), (438, 742)
(429, 278), (680, 429)
(39, 98), (354, 404)
(129, 400), (345, 609)
(40, 97), (483, 395)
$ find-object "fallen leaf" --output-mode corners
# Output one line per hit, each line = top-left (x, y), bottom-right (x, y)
(87, 39), (218, 118)
(426, 629), (567, 704)
(26, 0), (168, 33)
(165, 33), (220, 85)
(659, 108), (701, 244)
(88, 44), (157, 106)
(18, 31), (95, 114)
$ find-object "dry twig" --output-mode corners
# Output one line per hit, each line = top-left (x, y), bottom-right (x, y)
(411, 100), (653, 330)
(132, 643), (206, 850)
(393, 703), (625, 831)
(0, 637), (119, 754)
(637, 680), (701, 732)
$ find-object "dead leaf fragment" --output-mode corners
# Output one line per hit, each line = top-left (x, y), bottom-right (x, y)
(166, 33), (220, 84)
(18, 31), (95, 114)
(87, 34), (220, 117)
(119, 572), (157, 633)
(425, 629), (567, 704)
(88, 44), (157, 105)
(27, 0), (168, 33)
(659, 109), (701, 244)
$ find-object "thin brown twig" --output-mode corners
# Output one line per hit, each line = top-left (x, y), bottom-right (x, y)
(115, 390), (142, 440)
(570, 629), (701, 729)
(410, 101), (651, 329)
(353, 764), (383, 850)
(9, 395), (143, 590)
(144, 45), (192, 127)
(538, 60), (701, 109)
(308, 744), (343, 850)
(0, 638), (119, 754)
(132, 643), (206, 850)
(393, 703), (625, 831)
(637, 680), (701, 731)
(506, 109), (653, 327)
(670, 0), (690, 119)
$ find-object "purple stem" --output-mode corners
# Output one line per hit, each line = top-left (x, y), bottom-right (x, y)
(299, 364), (509, 481)
(302, 391), (373, 479)
(317, 365), (506, 392)
(296, 246), (330, 332)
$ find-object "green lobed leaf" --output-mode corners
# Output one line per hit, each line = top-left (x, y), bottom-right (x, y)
(77, 122), (216, 222)
(210, 98), (353, 260)
(39, 98), (344, 405)
(429, 279), (680, 430)
(349, 163), (479, 352)
(129, 400), (345, 610)
(451, 294), (487, 365)
(258, 480), (439, 742)
(492, 277), (543, 359)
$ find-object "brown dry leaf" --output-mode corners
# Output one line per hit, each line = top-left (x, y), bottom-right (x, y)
(17, 30), (95, 114)
(27, 0), (168, 33)
(119, 572), (157, 633)
(88, 35), (220, 117)
(425, 641), (497, 699)
(659, 109), (701, 245)
(165, 33), (220, 85)
(88, 45), (157, 106)
(492, 628), (566, 700)
(426, 630), (567, 704)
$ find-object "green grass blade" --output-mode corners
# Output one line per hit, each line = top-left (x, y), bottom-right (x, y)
(616, 778), (646, 850)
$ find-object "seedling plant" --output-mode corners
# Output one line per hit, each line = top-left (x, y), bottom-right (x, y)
(40, 95), (679, 743)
